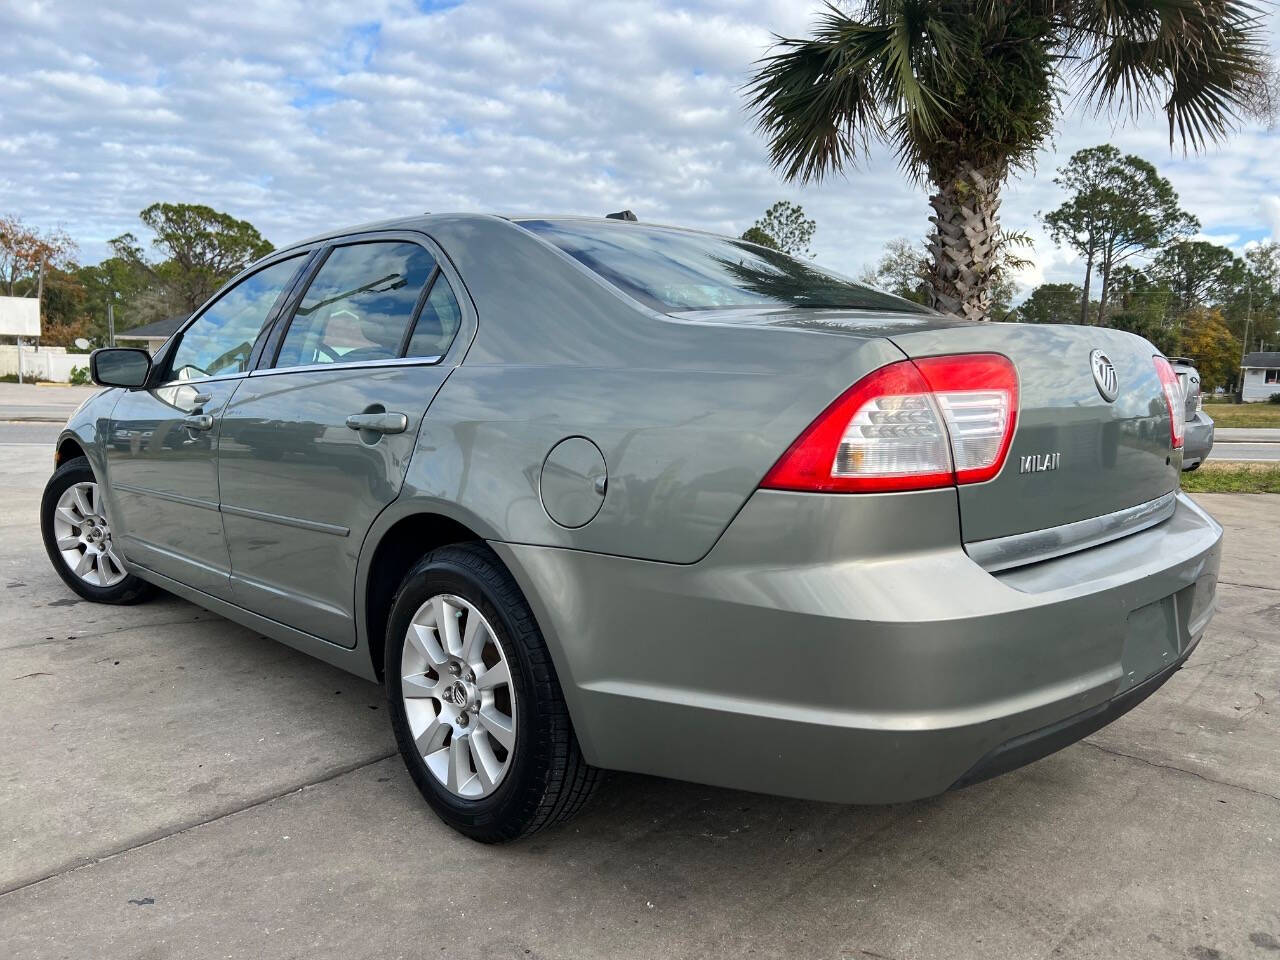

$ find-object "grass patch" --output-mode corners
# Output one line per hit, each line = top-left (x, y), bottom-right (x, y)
(1202, 401), (1280, 429)
(0, 373), (49, 384)
(1182, 461), (1280, 494)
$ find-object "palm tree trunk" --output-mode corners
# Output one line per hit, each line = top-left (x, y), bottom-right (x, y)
(926, 161), (1002, 322)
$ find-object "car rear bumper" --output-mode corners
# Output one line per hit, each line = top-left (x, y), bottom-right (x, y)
(1183, 413), (1214, 469)
(494, 489), (1222, 804)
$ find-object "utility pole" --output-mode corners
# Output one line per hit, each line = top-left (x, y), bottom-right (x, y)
(107, 301), (115, 347)
(1237, 275), (1253, 399)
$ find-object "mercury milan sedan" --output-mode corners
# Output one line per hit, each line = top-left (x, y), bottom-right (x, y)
(41, 214), (1222, 842)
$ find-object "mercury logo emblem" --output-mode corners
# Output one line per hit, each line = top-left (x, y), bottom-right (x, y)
(1090, 349), (1119, 402)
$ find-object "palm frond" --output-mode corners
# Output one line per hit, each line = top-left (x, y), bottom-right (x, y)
(743, 2), (955, 183)
(1059, 0), (1269, 150)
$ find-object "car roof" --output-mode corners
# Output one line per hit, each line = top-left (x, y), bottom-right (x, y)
(278, 213), (747, 256)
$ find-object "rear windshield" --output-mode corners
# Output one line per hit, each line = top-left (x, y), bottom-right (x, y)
(519, 219), (930, 314)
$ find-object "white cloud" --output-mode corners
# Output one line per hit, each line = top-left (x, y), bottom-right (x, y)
(0, 0), (1276, 300)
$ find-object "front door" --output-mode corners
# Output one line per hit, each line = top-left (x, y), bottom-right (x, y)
(217, 236), (468, 647)
(105, 254), (311, 597)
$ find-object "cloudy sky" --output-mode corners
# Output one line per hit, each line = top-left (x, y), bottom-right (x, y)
(1, 0), (1277, 297)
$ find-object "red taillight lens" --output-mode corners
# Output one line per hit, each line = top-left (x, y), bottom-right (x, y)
(761, 353), (1019, 494)
(1153, 356), (1185, 450)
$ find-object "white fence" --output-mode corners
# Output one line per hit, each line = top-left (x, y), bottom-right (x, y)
(0, 344), (88, 382)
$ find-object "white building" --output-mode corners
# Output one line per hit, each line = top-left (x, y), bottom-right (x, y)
(1241, 352), (1280, 403)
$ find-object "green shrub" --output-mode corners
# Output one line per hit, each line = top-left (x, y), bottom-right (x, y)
(69, 365), (91, 386)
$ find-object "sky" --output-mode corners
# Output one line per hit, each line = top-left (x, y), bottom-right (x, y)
(1, 0), (1278, 298)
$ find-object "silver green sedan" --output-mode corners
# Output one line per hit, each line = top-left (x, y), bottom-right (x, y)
(41, 215), (1222, 842)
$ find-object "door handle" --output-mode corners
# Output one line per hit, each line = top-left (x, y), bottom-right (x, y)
(183, 414), (214, 431)
(345, 412), (408, 435)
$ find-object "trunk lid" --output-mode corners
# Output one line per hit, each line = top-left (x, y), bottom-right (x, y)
(1172, 360), (1201, 421)
(884, 322), (1180, 544)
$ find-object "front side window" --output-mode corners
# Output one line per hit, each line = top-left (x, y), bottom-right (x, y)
(518, 219), (930, 314)
(275, 241), (435, 369)
(166, 256), (305, 382)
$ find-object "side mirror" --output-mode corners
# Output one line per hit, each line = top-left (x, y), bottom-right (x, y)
(89, 348), (152, 388)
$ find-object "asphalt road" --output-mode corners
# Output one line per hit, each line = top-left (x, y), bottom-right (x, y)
(1, 435), (1278, 958)
(0, 422), (60, 445)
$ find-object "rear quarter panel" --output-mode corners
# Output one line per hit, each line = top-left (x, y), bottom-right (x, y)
(411, 215), (906, 563)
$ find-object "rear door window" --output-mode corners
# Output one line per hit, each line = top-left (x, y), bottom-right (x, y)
(405, 273), (463, 359)
(275, 241), (435, 369)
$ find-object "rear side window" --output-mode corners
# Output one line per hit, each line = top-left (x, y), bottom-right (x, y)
(519, 219), (929, 314)
(405, 274), (463, 359)
(275, 241), (435, 369)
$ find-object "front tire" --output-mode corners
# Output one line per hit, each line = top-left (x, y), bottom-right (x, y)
(40, 456), (154, 604)
(385, 544), (598, 842)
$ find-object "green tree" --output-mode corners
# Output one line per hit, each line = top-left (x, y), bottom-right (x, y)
(739, 226), (779, 250)
(1041, 146), (1195, 325)
(742, 201), (816, 258)
(1017, 282), (1082, 324)
(1108, 310), (1180, 356)
(74, 255), (159, 336)
(859, 237), (928, 303)
(111, 203), (275, 316)
(1235, 241), (1280, 351)
(745, 2), (1269, 321)
(1151, 240), (1243, 316)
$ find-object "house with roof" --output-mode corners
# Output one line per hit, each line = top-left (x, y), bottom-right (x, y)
(116, 316), (185, 352)
(1240, 351), (1280, 402)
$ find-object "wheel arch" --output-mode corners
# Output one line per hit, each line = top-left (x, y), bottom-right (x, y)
(360, 508), (492, 682)
(55, 434), (87, 468)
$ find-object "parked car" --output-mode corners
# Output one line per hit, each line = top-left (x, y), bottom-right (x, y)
(40, 215), (1222, 842)
(1168, 357), (1214, 471)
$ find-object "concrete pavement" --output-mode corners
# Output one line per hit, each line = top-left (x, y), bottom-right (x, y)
(0, 445), (1277, 958)
(0, 382), (98, 422)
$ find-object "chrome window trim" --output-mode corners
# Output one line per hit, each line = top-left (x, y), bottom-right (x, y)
(155, 371), (249, 387)
(967, 491), (1178, 573)
(247, 355), (443, 378)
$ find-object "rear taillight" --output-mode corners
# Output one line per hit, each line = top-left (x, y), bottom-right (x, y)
(761, 353), (1019, 494)
(1153, 357), (1185, 449)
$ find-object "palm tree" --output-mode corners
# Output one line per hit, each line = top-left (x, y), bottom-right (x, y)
(745, 1), (1271, 321)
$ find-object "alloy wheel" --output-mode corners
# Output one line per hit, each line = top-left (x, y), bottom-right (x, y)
(51, 481), (127, 588)
(400, 594), (518, 799)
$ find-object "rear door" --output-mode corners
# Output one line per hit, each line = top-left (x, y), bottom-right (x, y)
(216, 232), (472, 647)
(105, 253), (311, 597)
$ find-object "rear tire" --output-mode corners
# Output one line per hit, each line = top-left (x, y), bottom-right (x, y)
(40, 456), (154, 605)
(385, 543), (599, 842)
